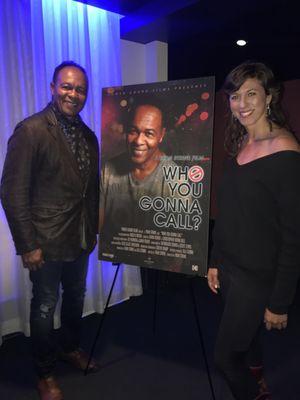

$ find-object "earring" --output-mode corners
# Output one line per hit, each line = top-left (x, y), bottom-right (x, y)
(266, 104), (271, 117)
(231, 113), (237, 122)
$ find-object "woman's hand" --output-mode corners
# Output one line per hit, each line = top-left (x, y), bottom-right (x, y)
(207, 267), (220, 294)
(264, 308), (288, 330)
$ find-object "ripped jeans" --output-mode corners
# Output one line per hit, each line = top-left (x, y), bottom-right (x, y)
(29, 252), (89, 377)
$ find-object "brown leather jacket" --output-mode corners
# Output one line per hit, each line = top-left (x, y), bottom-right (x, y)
(0, 105), (99, 260)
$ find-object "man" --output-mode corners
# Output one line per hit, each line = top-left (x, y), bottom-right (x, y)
(100, 99), (193, 270)
(1, 61), (99, 400)
(100, 100), (170, 232)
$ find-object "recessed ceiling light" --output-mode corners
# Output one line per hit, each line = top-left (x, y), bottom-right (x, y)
(236, 39), (247, 46)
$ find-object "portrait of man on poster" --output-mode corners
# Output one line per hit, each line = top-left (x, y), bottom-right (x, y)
(100, 97), (179, 237)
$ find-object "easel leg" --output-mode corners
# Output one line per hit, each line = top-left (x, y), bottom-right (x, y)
(189, 277), (216, 400)
(84, 263), (121, 375)
(153, 269), (159, 334)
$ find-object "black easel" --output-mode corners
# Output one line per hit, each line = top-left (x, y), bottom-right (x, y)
(152, 269), (159, 334)
(86, 265), (216, 399)
(84, 262), (120, 375)
(189, 277), (216, 400)
(152, 272), (216, 400)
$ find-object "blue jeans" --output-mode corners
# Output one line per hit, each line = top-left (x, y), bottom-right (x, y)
(29, 252), (89, 377)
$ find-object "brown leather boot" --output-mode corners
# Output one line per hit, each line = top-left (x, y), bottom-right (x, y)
(59, 348), (100, 373)
(250, 366), (272, 399)
(37, 376), (63, 400)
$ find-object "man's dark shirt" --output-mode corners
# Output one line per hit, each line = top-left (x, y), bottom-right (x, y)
(51, 103), (90, 179)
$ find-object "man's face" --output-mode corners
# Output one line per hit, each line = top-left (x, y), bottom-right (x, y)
(50, 66), (88, 118)
(127, 105), (165, 167)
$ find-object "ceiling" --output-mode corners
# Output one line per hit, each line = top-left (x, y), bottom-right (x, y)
(76, 0), (300, 88)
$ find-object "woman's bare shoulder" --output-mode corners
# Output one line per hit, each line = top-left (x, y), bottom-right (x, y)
(271, 128), (300, 152)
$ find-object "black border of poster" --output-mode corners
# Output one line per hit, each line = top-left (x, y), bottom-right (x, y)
(99, 77), (215, 276)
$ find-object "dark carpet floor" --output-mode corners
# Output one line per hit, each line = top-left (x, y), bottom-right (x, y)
(0, 270), (299, 400)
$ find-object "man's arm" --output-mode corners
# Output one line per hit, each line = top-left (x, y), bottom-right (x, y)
(99, 162), (108, 234)
(0, 122), (40, 256)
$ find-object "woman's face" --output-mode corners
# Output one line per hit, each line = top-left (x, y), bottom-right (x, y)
(229, 78), (272, 128)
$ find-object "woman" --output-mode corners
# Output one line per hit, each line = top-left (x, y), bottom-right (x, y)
(208, 61), (300, 400)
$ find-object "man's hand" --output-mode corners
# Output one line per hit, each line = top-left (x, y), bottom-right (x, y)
(207, 267), (220, 294)
(264, 308), (288, 330)
(21, 248), (44, 271)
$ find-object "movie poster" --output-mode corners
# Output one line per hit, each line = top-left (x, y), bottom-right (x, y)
(99, 77), (215, 276)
